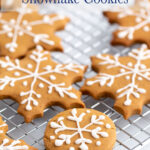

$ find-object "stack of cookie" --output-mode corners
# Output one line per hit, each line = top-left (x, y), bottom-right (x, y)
(1, 0), (149, 149)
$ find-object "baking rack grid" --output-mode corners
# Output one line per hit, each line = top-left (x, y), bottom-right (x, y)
(0, 4), (150, 150)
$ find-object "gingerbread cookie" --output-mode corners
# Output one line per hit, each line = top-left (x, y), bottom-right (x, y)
(0, 5), (69, 58)
(0, 45), (87, 123)
(0, 116), (37, 150)
(81, 44), (150, 119)
(104, 0), (150, 47)
(44, 108), (116, 150)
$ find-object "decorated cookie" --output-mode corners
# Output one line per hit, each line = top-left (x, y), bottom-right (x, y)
(104, 0), (150, 47)
(81, 44), (150, 119)
(0, 45), (87, 122)
(44, 108), (116, 150)
(0, 116), (37, 150)
(0, 5), (69, 58)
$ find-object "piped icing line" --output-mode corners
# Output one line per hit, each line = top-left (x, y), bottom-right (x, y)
(87, 44), (150, 106)
(0, 122), (7, 134)
(50, 109), (111, 150)
(0, 45), (84, 111)
(0, 138), (29, 150)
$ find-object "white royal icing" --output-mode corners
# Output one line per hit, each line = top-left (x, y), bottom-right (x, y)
(87, 44), (150, 106)
(96, 141), (101, 146)
(0, 45), (84, 111)
(108, 0), (150, 40)
(0, 138), (28, 150)
(49, 109), (111, 150)
(0, 5), (66, 53)
(0, 121), (7, 134)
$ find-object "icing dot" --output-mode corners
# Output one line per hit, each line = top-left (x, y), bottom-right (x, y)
(127, 62), (133, 67)
(140, 64), (146, 69)
(43, 16), (50, 22)
(26, 26), (32, 31)
(124, 99), (131, 106)
(69, 147), (75, 150)
(143, 26), (150, 32)
(10, 19), (15, 24)
(9, 47), (15, 53)
(125, 76), (130, 80)
(14, 72), (20, 76)
(136, 17), (142, 23)
(3, 24), (11, 31)
(50, 75), (56, 80)
(96, 141), (101, 146)
(120, 69), (125, 73)
(7, 32), (13, 38)
(23, 20), (28, 25)
(37, 45), (43, 51)
(138, 77), (142, 81)
(99, 115), (105, 120)
(37, 94), (41, 98)
(142, 44), (147, 49)
(23, 81), (28, 86)
(10, 82), (14, 87)
(39, 83), (44, 88)
(86, 110), (91, 113)
(27, 64), (33, 69)
(18, 31), (24, 36)
(50, 136), (55, 140)
(106, 123), (111, 129)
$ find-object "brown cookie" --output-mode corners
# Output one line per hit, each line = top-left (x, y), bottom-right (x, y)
(0, 116), (37, 150)
(0, 45), (87, 123)
(81, 44), (150, 119)
(0, 5), (69, 58)
(44, 108), (116, 150)
(104, 0), (150, 47)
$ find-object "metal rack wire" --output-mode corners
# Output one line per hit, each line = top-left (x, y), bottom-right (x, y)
(0, 5), (150, 150)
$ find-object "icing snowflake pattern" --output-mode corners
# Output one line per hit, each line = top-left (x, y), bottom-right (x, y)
(0, 46), (86, 122)
(50, 109), (111, 150)
(0, 5), (69, 58)
(0, 139), (28, 150)
(104, 0), (150, 47)
(81, 44), (150, 119)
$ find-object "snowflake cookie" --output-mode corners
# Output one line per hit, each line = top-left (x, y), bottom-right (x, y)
(0, 45), (87, 122)
(0, 116), (37, 150)
(0, 5), (69, 58)
(44, 108), (116, 150)
(81, 44), (150, 119)
(104, 0), (150, 47)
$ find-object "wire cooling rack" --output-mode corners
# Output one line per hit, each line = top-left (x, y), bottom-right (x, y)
(0, 4), (150, 150)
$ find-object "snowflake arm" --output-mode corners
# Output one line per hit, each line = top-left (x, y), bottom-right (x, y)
(0, 139), (28, 150)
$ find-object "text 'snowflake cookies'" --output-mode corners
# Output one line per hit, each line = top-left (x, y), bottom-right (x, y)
(81, 44), (150, 119)
(0, 116), (37, 149)
(0, 5), (69, 58)
(0, 45), (87, 123)
(44, 108), (116, 150)
(104, 0), (150, 47)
